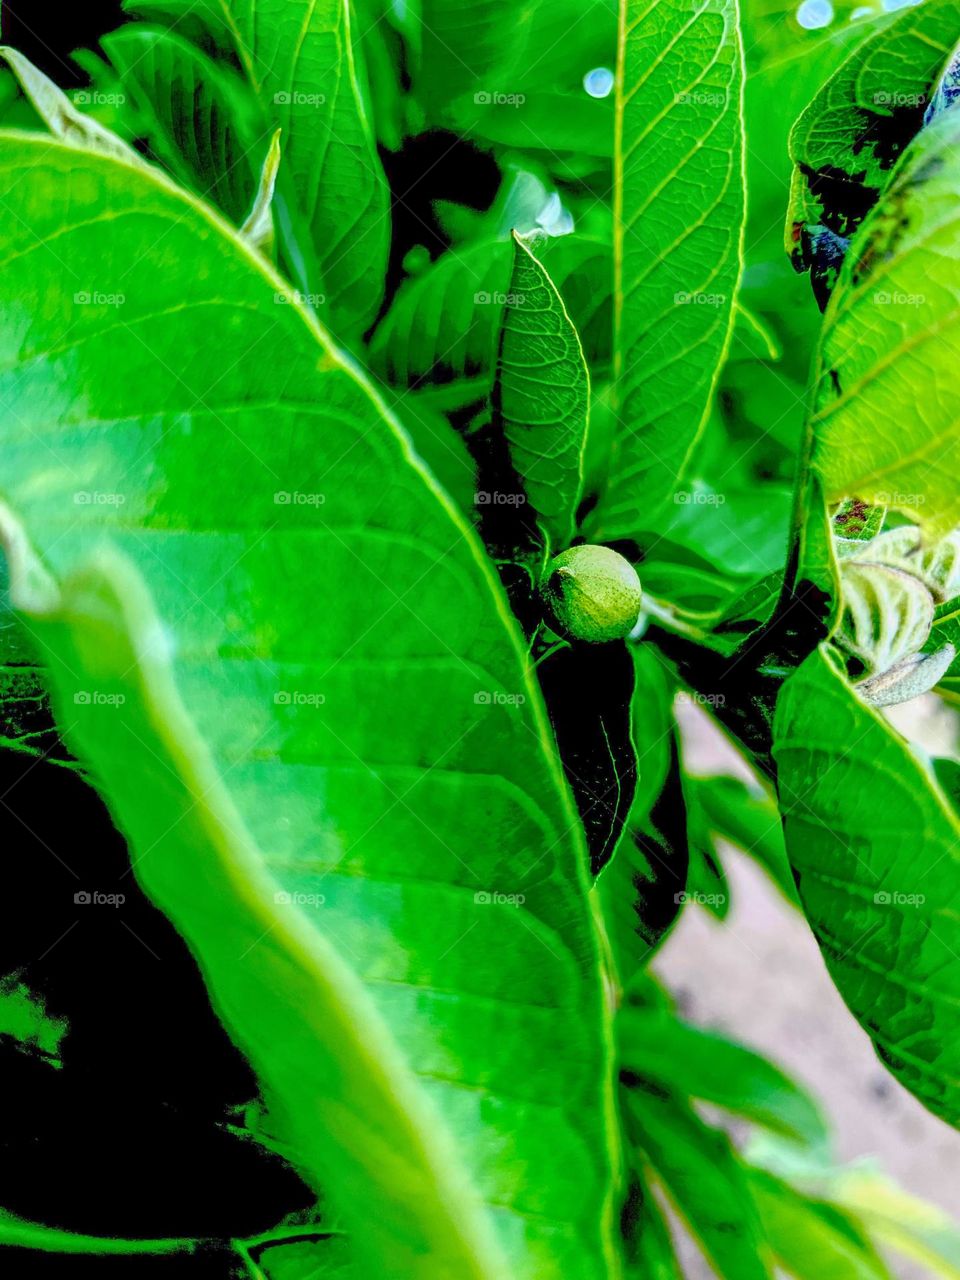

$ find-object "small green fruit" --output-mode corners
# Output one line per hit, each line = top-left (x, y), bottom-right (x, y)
(540, 545), (643, 643)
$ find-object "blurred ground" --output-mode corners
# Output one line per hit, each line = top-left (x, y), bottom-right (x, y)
(655, 696), (960, 1278)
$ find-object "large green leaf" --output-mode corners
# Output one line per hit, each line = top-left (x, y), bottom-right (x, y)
(773, 644), (960, 1129)
(493, 232), (589, 549)
(786, 0), (960, 275)
(810, 107), (960, 535)
(0, 133), (620, 1279)
(599, 0), (745, 539)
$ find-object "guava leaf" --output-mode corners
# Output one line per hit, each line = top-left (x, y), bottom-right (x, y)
(599, 0), (745, 539)
(773, 644), (960, 1130)
(810, 108), (960, 535)
(786, 0), (960, 277)
(622, 1166), (682, 1279)
(493, 232), (589, 549)
(624, 1087), (774, 1280)
(416, 0), (616, 114)
(747, 1169), (893, 1280)
(230, 0), (390, 335)
(619, 1006), (829, 1149)
(691, 773), (797, 904)
(538, 641), (637, 876)
(833, 498), (886, 544)
(929, 594), (960, 696)
(370, 235), (611, 394)
(241, 128), (282, 253)
(0, 46), (144, 166)
(0, 133), (620, 1280)
(98, 24), (264, 226)
(599, 645), (686, 973)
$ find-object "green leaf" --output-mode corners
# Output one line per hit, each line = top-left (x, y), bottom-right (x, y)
(538, 641), (637, 876)
(625, 1088), (774, 1280)
(750, 1138), (960, 1280)
(386, 393), (479, 522)
(370, 235), (611, 395)
(230, 0), (390, 335)
(253, 1234), (356, 1279)
(691, 773), (797, 904)
(446, 89), (614, 163)
(810, 107), (960, 535)
(417, 0), (616, 115)
(600, 0), (745, 539)
(241, 128), (282, 253)
(0, 46), (144, 166)
(0, 133), (620, 1279)
(493, 231), (589, 549)
(0, 1210), (354, 1276)
(620, 1005), (829, 1149)
(786, 0), (960, 274)
(836, 561), (934, 676)
(121, 0), (232, 37)
(622, 1167), (682, 1279)
(929, 594), (960, 697)
(0, 974), (66, 1067)
(628, 643), (675, 824)
(844, 526), (960, 601)
(833, 498), (886, 544)
(748, 1169), (893, 1280)
(825, 1165), (960, 1279)
(371, 239), (513, 389)
(600, 646), (687, 972)
(654, 480), (793, 582)
(97, 25), (264, 226)
(773, 644), (960, 1129)
(0, 1208), (203, 1257)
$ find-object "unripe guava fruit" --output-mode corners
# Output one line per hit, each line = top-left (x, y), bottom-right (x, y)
(540, 545), (643, 643)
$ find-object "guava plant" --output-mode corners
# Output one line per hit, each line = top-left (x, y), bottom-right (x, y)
(2, 0), (960, 1276)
